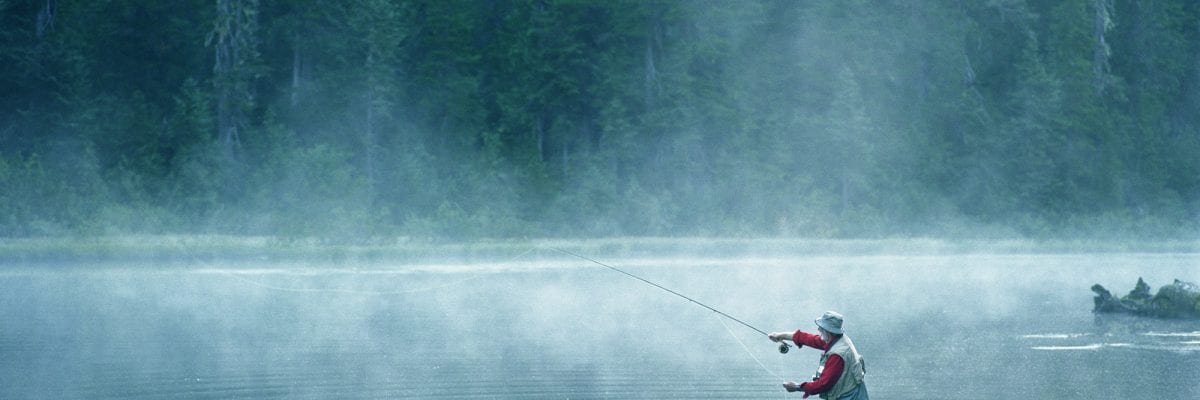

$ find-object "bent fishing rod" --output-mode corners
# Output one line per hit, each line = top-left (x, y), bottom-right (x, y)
(550, 247), (791, 354)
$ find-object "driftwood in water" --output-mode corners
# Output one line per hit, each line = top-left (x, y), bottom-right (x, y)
(1092, 278), (1200, 318)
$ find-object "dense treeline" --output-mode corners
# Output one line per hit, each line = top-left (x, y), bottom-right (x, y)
(1, 0), (1198, 240)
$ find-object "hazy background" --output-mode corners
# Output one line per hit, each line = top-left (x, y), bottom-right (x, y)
(2, 0), (1198, 241)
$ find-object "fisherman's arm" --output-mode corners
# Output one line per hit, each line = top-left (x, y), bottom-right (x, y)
(799, 354), (844, 395)
(767, 330), (828, 349)
(791, 330), (828, 349)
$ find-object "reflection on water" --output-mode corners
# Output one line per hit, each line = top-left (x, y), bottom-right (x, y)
(2, 251), (1199, 399)
(1024, 327), (1200, 353)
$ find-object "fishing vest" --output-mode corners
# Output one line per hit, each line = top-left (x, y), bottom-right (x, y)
(815, 335), (866, 400)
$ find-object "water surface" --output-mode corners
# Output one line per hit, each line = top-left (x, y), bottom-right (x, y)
(2, 249), (1198, 399)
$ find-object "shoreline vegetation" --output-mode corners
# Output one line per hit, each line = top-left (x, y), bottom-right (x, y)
(3, 2), (1199, 242)
(2, 236), (1198, 266)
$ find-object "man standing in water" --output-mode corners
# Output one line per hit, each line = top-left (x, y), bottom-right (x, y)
(769, 311), (868, 399)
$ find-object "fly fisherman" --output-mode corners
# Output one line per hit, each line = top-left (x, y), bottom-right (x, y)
(768, 311), (868, 399)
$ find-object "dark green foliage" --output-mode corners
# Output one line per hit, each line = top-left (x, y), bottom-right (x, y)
(0, 0), (1197, 239)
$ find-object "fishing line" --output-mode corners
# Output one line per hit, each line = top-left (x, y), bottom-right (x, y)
(716, 315), (792, 400)
(716, 313), (786, 381)
(214, 244), (796, 392)
(549, 247), (791, 353)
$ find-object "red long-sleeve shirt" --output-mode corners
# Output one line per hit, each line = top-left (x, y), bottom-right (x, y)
(792, 330), (845, 396)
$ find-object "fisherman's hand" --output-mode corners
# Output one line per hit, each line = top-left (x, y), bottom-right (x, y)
(768, 332), (790, 342)
(782, 381), (802, 392)
(798, 382), (810, 398)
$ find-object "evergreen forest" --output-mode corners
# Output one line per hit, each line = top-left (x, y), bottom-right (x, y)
(2, 0), (1199, 240)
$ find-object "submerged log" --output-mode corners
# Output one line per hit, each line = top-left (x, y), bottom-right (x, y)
(1092, 278), (1200, 318)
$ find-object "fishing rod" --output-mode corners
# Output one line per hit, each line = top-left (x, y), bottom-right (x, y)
(550, 247), (791, 354)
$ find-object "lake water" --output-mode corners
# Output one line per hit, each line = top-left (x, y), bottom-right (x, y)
(2, 249), (1198, 399)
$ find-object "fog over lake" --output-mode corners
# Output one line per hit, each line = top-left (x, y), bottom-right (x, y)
(5, 2), (1200, 399)
(3, 242), (1198, 399)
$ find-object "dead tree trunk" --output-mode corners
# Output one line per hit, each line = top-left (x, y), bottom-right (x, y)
(209, 0), (259, 164)
(1092, 0), (1112, 95)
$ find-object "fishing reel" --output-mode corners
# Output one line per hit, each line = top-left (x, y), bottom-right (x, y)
(778, 342), (791, 354)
